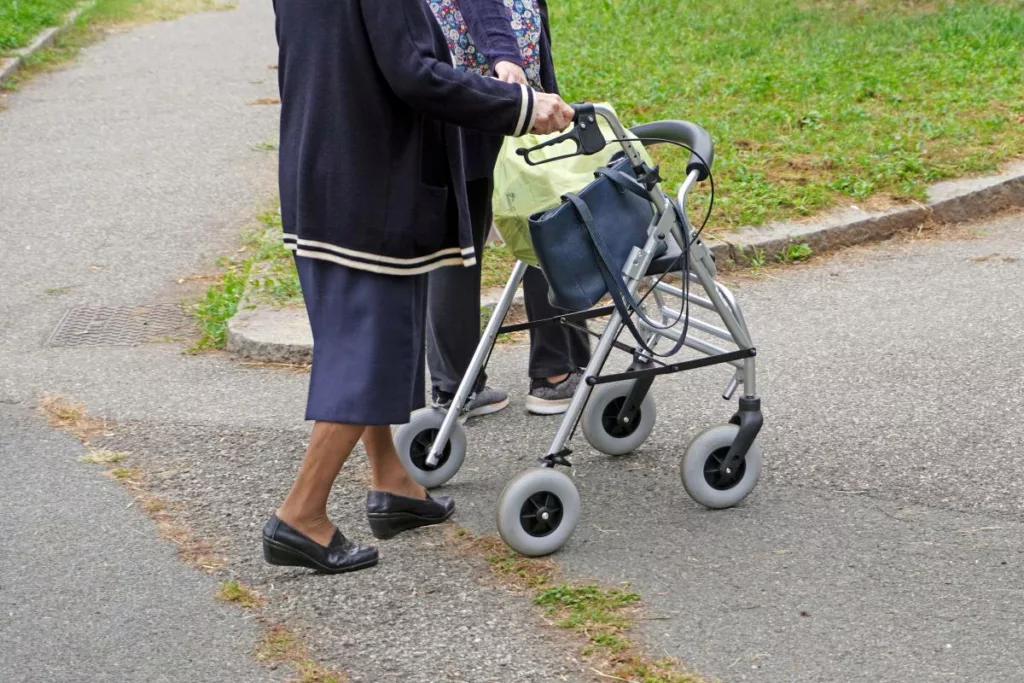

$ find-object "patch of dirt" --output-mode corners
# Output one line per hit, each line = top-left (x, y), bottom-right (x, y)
(38, 395), (112, 444)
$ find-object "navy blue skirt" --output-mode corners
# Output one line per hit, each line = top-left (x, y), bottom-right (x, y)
(295, 255), (426, 426)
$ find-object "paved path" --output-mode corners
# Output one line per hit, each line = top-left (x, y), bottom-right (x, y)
(2, 0), (1022, 680)
(456, 213), (1024, 682)
(0, 404), (284, 683)
(0, 2), (288, 682)
(0, 2), (585, 681)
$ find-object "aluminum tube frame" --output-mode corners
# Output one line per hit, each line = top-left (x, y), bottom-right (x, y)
(543, 170), (699, 459)
(426, 261), (529, 467)
(656, 306), (734, 343)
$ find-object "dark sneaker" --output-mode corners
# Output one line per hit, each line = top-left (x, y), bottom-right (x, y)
(526, 370), (583, 416)
(432, 385), (509, 418)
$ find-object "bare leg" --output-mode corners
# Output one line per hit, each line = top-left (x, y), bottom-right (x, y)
(276, 421), (364, 546)
(362, 425), (427, 500)
(546, 373), (569, 383)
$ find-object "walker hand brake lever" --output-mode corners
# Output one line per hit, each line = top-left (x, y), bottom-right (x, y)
(516, 103), (608, 166)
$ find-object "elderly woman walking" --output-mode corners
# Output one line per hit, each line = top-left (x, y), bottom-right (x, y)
(263, 0), (574, 574)
(425, 0), (593, 419)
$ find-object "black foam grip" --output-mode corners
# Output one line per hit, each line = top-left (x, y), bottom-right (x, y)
(629, 120), (714, 181)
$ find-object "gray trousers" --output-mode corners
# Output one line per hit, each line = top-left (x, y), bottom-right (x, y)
(426, 178), (591, 394)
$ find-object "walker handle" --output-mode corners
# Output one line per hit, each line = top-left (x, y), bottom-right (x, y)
(629, 120), (714, 182)
(515, 103), (608, 166)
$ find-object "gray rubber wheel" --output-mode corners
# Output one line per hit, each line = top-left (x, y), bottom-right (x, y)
(680, 424), (762, 509)
(496, 468), (580, 557)
(395, 408), (467, 489)
(580, 382), (657, 456)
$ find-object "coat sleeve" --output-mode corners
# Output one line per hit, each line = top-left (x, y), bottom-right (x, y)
(459, 0), (522, 68)
(359, 0), (535, 137)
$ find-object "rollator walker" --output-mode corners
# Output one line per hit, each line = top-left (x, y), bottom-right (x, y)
(396, 104), (764, 556)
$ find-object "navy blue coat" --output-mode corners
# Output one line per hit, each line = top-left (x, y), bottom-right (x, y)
(274, 0), (537, 275)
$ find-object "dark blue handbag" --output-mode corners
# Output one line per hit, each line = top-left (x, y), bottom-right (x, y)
(528, 157), (656, 312)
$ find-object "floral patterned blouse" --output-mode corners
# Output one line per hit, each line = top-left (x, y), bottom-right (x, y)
(428, 0), (544, 90)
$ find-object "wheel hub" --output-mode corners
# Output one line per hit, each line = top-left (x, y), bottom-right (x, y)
(409, 428), (451, 471)
(703, 446), (746, 490)
(519, 492), (564, 537)
(601, 397), (641, 438)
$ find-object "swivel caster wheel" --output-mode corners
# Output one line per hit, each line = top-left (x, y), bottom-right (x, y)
(496, 468), (580, 557)
(395, 408), (467, 489)
(680, 424), (762, 508)
(581, 381), (656, 456)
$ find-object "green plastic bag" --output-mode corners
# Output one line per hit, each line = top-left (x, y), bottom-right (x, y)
(492, 105), (654, 267)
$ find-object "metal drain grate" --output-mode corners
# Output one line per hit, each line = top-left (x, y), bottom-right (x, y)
(48, 303), (193, 347)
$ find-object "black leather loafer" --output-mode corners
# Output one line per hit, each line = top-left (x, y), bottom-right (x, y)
(262, 515), (378, 574)
(366, 491), (455, 540)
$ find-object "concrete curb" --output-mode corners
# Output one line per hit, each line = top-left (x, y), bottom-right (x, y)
(481, 288), (526, 320)
(709, 161), (1024, 267)
(226, 164), (1024, 363)
(0, 2), (95, 86)
(226, 264), (313, 364)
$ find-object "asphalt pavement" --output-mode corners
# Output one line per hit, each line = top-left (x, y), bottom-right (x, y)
(451, 213), (1024, 682)
(0, 1), (585, 680)
(1, 0), (1022, 679)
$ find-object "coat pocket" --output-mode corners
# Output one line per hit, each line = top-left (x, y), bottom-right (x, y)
(385, 181), (451, 262)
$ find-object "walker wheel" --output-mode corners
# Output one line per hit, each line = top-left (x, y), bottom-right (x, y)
(680, 424), (762, 509)
(395, 408), (467, 489)
(580, 382), (657, 456)
(496, 468), (580, 557)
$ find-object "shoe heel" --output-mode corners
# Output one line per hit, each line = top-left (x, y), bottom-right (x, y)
(263, 538), (307, 567)
(367, 514), (416, 540)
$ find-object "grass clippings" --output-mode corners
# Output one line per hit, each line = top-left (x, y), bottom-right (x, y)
(38, 394), (110, 444)
(448, 527), (559, 590)
(38, 394), (225, 572)
(256, 623), (348, 683)
(110, 465), (141, 480)
(446, 527), (710, 683)
(217, 580), (266, 609)
(236, 360), (312, 373)
(78, 448), (127, 464)
(968, 252), (1019, 264)
(38, 394), (347, 679)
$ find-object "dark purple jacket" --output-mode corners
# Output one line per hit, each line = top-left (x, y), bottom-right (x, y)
(274, 0), (537, 275)
(459, 0), (560, 180)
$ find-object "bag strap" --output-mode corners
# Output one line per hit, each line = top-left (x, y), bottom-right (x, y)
(593, 167), (653, 202)
(563, 193), (688, 358)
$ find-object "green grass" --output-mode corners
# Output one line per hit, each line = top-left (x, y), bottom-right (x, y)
(191, 208), (299, 350)
(216, 580), (265, 608)
(535, 583), (641, 631)
(778, 241), (814, 263)
(480, 241), (518, 289)
(193, 206), (520, 349)
(0, 0), (80, 54)
(533, 583), (705, 682)
(448, 530), (707, 682)
(553, 0), (1024, 229)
